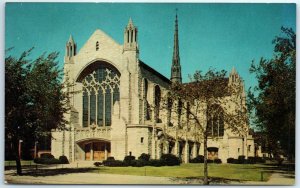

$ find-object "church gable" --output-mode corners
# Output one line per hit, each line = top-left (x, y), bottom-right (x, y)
(76, 29), (123, 60)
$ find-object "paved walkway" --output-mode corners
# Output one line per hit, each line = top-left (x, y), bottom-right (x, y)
(241, 171), (295, 185)
(5, 172), (181, 184)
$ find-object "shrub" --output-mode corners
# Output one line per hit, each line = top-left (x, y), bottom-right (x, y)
(107, 157), (115, 161)
(207, 159), (213, 163)
(124, 155), (136, 166)
(227, 158), (235, 163)
(214, 158), (222, 164)
(94, 162), (102, 167)
(190, 155), (204, 163)
(40, 153), (54, 159)
(238, 155), (246, 164)
(233, 159), (239, 164)
(132, 160), (148, 167)
(103, 160), (124, 167)
(138, 153), (150, 161)
(247, 157), (256, 164)
(34, 157), (61, 164)
(59, 155), (69, 164)
(255, 157), (266, 163)
(149, 159), (164, 167)
(160, 154), (180, 166)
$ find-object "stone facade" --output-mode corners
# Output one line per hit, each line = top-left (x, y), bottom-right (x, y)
(51, 16), (255, 163)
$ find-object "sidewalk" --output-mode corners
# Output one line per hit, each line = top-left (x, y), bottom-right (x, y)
(232, 170), (295, 185)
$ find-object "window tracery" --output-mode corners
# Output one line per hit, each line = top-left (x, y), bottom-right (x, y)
(82, 66), (120, 127)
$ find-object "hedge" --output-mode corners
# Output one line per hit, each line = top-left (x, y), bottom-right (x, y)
(138, 153), (150, 161)
(34, 155), (69, 164)
(160, 154), (180, 166)
(190, 155), (204, 163)
(227, 156), (266, 164)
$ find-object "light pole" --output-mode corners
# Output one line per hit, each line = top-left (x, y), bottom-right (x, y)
(34, 141), (39, 159)
(18, 140), (23, 160)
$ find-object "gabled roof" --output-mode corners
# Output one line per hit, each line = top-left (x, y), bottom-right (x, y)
(139, 60), (171, 84)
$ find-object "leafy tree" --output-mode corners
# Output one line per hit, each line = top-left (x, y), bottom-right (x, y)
(5, 49), (70, 175)
(166, 69), (248, 184)
(248, 27), (295, 160)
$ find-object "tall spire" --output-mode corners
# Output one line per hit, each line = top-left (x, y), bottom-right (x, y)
(171, 9), (182, 83)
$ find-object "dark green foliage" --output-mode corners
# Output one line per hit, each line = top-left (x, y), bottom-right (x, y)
(213, 158), (222, 164)
(148, 159), (164, 167)
(190, 155), (204, 163)
(227, 158), (235, 164)
(103, 160), (125, 167)
(247, 157), (256, 164)
(138, 153), (150, 161)
(227, 157), (265, 164)
(207, 159), (213, 163)
(255, 157), (266, 163)
(160, 154), (180, 166)
(34, 157), (61, 164)
(107, 157), (115, 161)
(123, 155), (136, 166)
(58, 155), (69, 164)
(132, 160), (148, 167)
(124, 155), (135, 161)
(94, 162), (103, 167)
(248, 27), (295, 160)
(5, 49), (71, 174)
(40, 153), (54, 159)
(238, 155), (246, 164)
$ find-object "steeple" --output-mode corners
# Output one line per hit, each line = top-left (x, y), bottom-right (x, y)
(123, 18), (138, 52)
(171, 10), (182, 83)
(65, 34), (76, 61)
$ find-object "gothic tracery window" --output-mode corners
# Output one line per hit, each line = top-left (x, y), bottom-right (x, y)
(81, 64), (120, 127)
(207, 105), (224, 137)
(144, 79), (151, 120)
(154, 85), (161, 123)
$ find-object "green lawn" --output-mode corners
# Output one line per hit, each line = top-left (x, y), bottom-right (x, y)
(94, 163), (272, 181)
(5, 160), (35, 166)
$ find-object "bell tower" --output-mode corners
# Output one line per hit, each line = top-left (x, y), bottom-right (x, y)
(123, 18), (139, 52)
(171, 11), (182, 83)
(65, 35), (76, 62)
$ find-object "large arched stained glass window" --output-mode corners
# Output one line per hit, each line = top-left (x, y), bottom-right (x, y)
(207, 105), (224, 137)
(81, 63), (120, 127)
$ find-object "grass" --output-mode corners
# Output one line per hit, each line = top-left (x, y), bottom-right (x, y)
(93, 163), (272, 181)
(5, 160), (35, 166)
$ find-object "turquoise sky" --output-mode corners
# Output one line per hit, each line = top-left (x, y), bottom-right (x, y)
(5, 3), (296, 91)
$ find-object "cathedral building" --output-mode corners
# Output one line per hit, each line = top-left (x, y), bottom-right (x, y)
(51, 14), (255, 163)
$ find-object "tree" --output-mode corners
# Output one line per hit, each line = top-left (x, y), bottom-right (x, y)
(248, 27), (295, 160)
(5, 49), (70, 175)
(166, 69), (248, 185)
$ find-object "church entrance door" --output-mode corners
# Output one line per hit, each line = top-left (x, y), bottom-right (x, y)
(83, 141), (111, 161)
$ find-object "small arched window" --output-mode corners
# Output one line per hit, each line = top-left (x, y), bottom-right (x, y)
(70, 45), (73, 56)
(96, 41), (99, 51)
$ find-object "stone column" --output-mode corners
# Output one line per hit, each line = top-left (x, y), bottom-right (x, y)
(199, 143), (204, 156)
(174, 140), (180, 158)
(90, 143), (94, 161)
(157, 140), (162, 159)
(184, 141), (189, 163)
(151, 129), (156, 159)
(105, 143), (108, 160)
(192, 142), (198, 158)
(164, 141), (169, 154)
